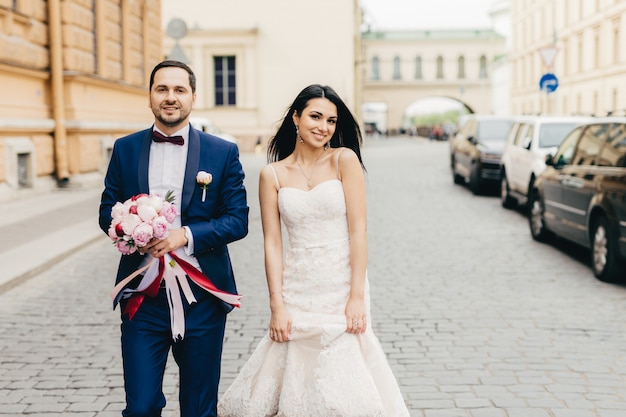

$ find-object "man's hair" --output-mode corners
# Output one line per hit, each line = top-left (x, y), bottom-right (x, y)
(149, 60), (196, 93)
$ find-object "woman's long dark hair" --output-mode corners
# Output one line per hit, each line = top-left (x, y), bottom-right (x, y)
(267, 84), (364, 168)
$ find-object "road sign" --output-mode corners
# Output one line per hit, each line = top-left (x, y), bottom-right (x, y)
(539, 46), (558, 68)
(539, 73), (559, 93)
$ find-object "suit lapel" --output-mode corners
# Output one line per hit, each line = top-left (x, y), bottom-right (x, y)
(182, 127), (201, 217)
(138, 129), (152, 193)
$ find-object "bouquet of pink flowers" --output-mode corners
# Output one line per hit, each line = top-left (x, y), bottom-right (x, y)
(108, 191), (177, 255)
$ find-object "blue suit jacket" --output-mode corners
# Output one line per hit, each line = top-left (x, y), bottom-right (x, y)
(98, 126), (249, 312)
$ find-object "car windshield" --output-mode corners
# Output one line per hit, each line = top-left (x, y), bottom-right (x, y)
(538, 123), (581, 148)
(477, 120), (512, 141)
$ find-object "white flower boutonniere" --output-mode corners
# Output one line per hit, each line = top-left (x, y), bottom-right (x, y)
(196, 171), (213, 202)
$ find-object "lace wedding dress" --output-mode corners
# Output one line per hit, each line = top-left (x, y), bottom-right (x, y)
(218, 176), (410, 417)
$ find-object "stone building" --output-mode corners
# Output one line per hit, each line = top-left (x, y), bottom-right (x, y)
(161, 0), (361, 152)
(510, 0), (626, 116)
(360, 29), (506, 133)
(0, 0), (162, 201)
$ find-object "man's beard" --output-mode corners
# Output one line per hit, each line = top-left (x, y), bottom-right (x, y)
(155, 110), (190, 128)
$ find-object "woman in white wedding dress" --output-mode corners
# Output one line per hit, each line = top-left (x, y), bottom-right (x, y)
(218, 85), (410, 417)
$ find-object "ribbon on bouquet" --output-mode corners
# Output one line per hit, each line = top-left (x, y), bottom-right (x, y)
(110, 252), (242, 340)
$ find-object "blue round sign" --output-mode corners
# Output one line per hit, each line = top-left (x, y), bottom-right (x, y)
(539, 73), (559, 93)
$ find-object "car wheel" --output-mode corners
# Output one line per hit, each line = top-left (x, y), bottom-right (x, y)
(451, 156), (464, 185)
(500, 171), (516, 209)
(590, 215), (623, 283)
(469, 163), (482, 194)
(528, 189), (552, 242)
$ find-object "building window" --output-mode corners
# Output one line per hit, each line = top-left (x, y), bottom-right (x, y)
(457, 55), (465, 79)
(415, 56), (422, 79)
(613, 20), (620, 64)
(214, 56), (236, 106)
(577, 32), (583, 72)
(371, 56), (380, 80)
(479, 55), (487, 78)
(393, 56), (401, 80)
(436, 56), (444, 79)
(593, 26), (600, 68)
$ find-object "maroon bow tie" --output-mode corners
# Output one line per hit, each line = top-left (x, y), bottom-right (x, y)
(152, 130), (184, 145)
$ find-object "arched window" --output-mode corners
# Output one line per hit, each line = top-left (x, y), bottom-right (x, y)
(371, 56), (380, 80)
(479, 55), (488, 78)
(393, 56), (401, 80)
(457, 55), (465, 79)
(415, 55), (422, 79)
(436, 55), (444, 79)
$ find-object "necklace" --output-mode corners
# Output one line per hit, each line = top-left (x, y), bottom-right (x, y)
(295, 152), (324, 189)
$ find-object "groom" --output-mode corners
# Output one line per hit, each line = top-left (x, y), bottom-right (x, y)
(98, 60), (248, 417)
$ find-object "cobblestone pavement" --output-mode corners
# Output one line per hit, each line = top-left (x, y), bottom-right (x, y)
(1, 137), (626, 417)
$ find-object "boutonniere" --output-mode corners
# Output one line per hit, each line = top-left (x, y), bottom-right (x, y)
(196, 171), (213, 202)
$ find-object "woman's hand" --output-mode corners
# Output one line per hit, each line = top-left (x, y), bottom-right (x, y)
(269, 298), (292, 343)
(345, 295), (367, 334)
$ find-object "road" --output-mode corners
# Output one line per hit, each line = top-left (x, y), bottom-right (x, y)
(1, 137), (625, 417)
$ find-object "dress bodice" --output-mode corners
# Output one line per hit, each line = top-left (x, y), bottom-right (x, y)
(278, 179), (348, 249)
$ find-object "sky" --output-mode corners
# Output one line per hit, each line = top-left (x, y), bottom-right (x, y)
(359, 0), (494, 31)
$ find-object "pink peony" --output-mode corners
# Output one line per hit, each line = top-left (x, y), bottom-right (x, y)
(137, 204), (158, 222)
(160, 201), (177, 223)
(152, 216), (170, 239)
(111, 202), (126, 219)
(132, 222), (154, 247)
(116, 240), (136, 255)
(121, 214), (142, 236)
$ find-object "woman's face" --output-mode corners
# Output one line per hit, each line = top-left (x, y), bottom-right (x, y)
(293, 98), (337, 148)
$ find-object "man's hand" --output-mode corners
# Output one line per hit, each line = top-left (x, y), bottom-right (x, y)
(139, 228), (188, 257)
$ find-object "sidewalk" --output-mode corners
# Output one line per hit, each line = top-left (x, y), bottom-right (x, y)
(0, 185), (105, 293)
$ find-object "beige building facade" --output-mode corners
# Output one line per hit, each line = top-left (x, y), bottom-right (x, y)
(510, 0), (626, 116)
(161, 0), (361, 152)
(360, 29), (507, 133)
(0, 0), (162, 201)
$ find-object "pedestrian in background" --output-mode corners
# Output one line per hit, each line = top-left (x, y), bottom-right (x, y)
(218, 84), (410, 416)
(98, 60), (248, 417)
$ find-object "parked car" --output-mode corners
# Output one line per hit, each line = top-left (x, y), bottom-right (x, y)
(528, 120), (626, 282)
(190, 117), (238, 144)
(500, 115), (594, 209)
(450, 114), (514, 194)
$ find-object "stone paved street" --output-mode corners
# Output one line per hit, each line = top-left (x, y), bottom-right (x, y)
(1, 137), (626, 417)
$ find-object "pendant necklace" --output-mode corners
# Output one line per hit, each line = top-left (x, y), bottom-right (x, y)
(295, 151), (324, 189)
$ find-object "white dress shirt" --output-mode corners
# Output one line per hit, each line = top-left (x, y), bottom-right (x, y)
(141, 124), (199, 270)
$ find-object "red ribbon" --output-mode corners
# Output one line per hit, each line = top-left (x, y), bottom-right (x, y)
(118, 252), (241, 320)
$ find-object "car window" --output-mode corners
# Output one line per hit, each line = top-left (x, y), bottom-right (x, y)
(538, 123), (581, 148)
(505, 123), (520, 145)
(598, 123), (626, 167)
(553, 126), (582, 166)
(462, 119), (477, 136)
(513, 124), (529, 146)
(477, 120), (513, 140)
(522, 125), (534, 149)
(572, 124), (608, 166)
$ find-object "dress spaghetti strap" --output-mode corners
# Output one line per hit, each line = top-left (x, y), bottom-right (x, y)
(267, 164), (281, 188)
(335, 148), (345, 179)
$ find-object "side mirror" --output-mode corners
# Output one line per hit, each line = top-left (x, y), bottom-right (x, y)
(467, 135), (475, 144)
(545, 154), (554, 166)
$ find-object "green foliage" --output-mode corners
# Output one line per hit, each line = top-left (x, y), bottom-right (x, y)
(411, 109), (466, 126)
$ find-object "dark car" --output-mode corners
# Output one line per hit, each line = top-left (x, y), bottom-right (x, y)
(528, 120), (626, 282)
(450, 115), (514, 194)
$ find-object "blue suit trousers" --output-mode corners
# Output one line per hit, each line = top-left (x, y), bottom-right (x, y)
(120, 288), (227, 417)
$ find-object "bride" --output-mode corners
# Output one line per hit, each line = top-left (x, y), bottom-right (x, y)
(218, 84), (410, 417)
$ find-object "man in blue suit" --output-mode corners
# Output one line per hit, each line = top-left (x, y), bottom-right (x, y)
(99, 60), (248, 417)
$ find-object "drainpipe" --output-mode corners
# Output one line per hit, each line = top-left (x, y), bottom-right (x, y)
(48, 0), (70, 184)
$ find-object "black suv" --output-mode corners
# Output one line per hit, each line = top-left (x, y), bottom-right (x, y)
(450, 115), (514, 194)
(528, 120), (626, 282)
